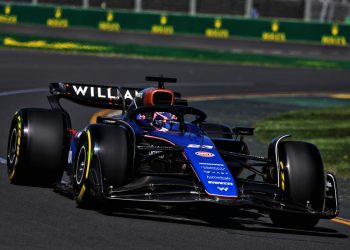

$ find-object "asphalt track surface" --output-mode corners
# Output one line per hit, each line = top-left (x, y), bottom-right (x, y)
(2, 23), (350, 61)
(0, 49), (350, 249)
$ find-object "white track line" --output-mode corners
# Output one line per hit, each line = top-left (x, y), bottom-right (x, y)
(0, 157), (6, 165)
(0, 88), (47, 97)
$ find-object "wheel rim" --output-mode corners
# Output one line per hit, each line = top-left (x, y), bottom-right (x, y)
(8, 128), (18, 164)
(75, 146), (87, 185)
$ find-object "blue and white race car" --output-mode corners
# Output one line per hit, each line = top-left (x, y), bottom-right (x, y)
(7, 76), (339, 228)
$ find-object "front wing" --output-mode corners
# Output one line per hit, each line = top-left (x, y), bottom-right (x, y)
(99, 173), (339, 220)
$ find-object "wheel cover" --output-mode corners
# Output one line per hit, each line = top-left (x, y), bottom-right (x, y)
(8, 128), (17, 165)
(75, 146), (87, 185)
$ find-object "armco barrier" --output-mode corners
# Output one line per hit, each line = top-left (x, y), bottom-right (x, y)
(0, 2), (349, 46)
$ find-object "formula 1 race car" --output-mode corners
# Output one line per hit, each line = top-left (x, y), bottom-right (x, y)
(7, 76), (339, 228)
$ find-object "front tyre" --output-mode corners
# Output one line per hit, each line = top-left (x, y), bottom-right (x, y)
(270, 141), (325, 228)
(72, 124), (130, 208)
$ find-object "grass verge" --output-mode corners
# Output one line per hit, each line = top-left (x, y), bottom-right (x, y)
(255, 106), (350, 178)
(1, 33), (350, 70)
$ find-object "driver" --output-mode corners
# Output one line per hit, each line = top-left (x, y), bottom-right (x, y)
(137, 111), (179, 132)
(133, 87), (179, 131)
(152, 112), (179, 132)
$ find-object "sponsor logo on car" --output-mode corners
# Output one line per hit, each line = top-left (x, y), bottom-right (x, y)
(199, 162), (224, 166)
(217, 187), (229, 192)
(208, 181), (234, 186)
(207, 176), (231, 181)
(195, 151), (215, 157)
(70, 84), (138, 101)
(200, 166), (225, 171)
(149, 150), (163, 158)
(188, 144), (213, 149)
(204, 170), (229, 175)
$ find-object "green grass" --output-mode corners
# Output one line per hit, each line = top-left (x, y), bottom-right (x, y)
(255, 106), (350, 178)
(1, 33), (350, 70)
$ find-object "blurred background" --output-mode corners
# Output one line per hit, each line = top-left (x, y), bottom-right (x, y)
(3, 0), (350, 23)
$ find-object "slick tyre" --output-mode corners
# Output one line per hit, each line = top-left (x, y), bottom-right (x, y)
(73, 124), (130, 208)
(7, 108), (70, 186)
(270, 141), (325, 228)
(202, 122), (232, 139)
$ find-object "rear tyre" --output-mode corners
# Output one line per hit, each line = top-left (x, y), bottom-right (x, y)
(270, 141), (325, 228)
(72, 124), (130, 208)
(202, 122), (232, 139)
(7, 108), (70, 186)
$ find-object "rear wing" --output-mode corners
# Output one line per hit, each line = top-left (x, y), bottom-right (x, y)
(49, 82), (142, 110)
(48, 82), (186, 110)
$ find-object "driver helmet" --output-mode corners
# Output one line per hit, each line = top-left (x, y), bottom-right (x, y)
(135, 87), (179, 131)
(152, 112), (179, 132)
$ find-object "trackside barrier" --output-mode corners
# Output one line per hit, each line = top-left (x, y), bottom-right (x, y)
(0, 2), (349, 46)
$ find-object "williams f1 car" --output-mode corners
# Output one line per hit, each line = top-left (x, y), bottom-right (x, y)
(7, 76), (339, 228)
